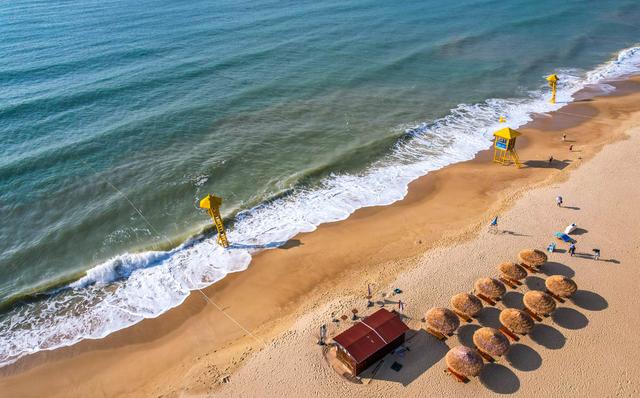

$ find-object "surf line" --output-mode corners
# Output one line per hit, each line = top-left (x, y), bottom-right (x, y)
(81, 160), (265, 346)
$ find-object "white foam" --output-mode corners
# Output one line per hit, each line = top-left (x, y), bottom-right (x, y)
(1, 45), (639, 368)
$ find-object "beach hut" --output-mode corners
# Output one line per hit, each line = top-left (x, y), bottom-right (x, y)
(332, 308), (409, 376)
(425, 307), (460, 340)
(450, 293), (483, 322)
(523, 290), (556, 321)
(492, 127), (522, 167)
(545, 275), (578, 302)
(445, 346), (484, 382)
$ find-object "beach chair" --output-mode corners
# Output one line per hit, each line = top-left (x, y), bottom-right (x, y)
(554, 232), (573, 243)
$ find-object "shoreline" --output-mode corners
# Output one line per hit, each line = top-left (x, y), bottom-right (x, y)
(2, 76), (640, 397)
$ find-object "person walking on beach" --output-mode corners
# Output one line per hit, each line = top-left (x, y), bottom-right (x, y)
(562, 133), (567, 142)
(556, 195), (563, 207)
(548, 155), (554, 164)
(569, 144), (573, 151)
(593, 248), (601, 261)
(569, 243), (576, 256)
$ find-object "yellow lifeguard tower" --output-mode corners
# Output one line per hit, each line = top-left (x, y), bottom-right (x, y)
(493, 127), (522, 168)
(199, 194), (229, 248)
(546, 74), (558, 104)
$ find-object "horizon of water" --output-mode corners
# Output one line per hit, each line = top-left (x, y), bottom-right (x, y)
(1, 0), (640, 366)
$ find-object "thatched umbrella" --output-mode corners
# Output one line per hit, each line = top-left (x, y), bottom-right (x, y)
(473, 327), (510, 357)
(518, 249), (548, 268)
(450, 293), (483, 318)
(545, 275), (578, 298)
(426, 307), (460, 335)
(498, 261), (527, 281)
(445, 346), (484, 378)
(474, 277), (506, 300)
(523, 291), (556, 316)
(499, 308), (534, 335)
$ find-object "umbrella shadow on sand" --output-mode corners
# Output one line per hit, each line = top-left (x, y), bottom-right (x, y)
(571, 290), (608, 311)
(479, 363), (520, 394)
(505, 343), (542, 371)
(541, 262), (575, 277)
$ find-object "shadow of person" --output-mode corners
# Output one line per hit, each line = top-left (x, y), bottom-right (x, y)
(370, 329), (448, 386)
(541, 262), (574, 277)
(502, 291), (524, 309)
(477, 307), (502, 329)
(571, 290), (608, 311)
(530, 323), (565, 349)
(563, 206), (580, 210)
(456, 324), (481, 348)
(525, 275), (546, 291)
(506, 344), (542, 371)
(479, 363), (520, 394)
(552, 307), (588, 330)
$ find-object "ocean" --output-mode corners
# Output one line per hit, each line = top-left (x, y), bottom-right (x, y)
(1, 0), (639, 366)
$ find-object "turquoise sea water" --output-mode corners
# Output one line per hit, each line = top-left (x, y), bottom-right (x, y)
(1, 0), (639, 365)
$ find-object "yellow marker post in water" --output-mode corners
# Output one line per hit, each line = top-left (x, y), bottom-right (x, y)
(199, 194), (229, 248)
(546, 74), (559, 104)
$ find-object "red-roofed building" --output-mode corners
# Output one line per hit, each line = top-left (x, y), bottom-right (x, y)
(332, 308), (409, 375)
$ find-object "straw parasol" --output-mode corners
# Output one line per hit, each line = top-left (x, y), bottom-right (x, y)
(518, 249), (548, 268)
(473, 327), (510, 357)
(426, 307), (460, 335)
(499, 308), (534, 335)
(498, 261), (527, 281)
(450, 293), (483, 318)
(545, 275), (578, 298)
(523, 291), (556, 316)
(474, 278), (506, 300)
(445, 346), (484, 378)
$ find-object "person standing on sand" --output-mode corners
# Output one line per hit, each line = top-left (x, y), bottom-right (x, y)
(569, 144), (574, 151)
(593, 248), (601, 260)
(562, 133), (567, 141)
(569, 243), (576, 256)
(556, 195), (563, 207)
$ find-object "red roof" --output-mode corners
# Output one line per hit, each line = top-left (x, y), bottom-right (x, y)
(332, 309), (409, 364)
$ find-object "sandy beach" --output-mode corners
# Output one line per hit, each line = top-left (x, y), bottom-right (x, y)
(2, 77), (640, 397)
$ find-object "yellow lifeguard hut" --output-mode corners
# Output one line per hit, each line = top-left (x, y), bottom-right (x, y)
(493, 127), (522, 168)
(199, 194), (229, 248)
(546, 74), (559, 104)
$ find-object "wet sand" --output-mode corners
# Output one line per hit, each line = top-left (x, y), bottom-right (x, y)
(1, 77), (640, 397)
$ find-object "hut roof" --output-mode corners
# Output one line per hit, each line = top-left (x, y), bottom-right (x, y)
(493, 127), (521, 140)
(523, 291), (556, 315)
(332, 309), (409, 365)
(518, 249), (548, 267)
(498, 261), (527, 280)
(426, 307), (460, 335)
(445, 346), (484, 377)
(545, 275), (578, 297)
(473, 327), (510, 357)
(450, 293), (483, 317)
(474, 277), (506, 299)
(499, 308), (534, 335)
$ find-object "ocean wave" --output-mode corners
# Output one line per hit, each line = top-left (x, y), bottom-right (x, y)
(1, 44), (639, 368)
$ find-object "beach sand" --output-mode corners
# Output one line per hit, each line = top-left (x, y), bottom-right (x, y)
(2, 77), (640, 397)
